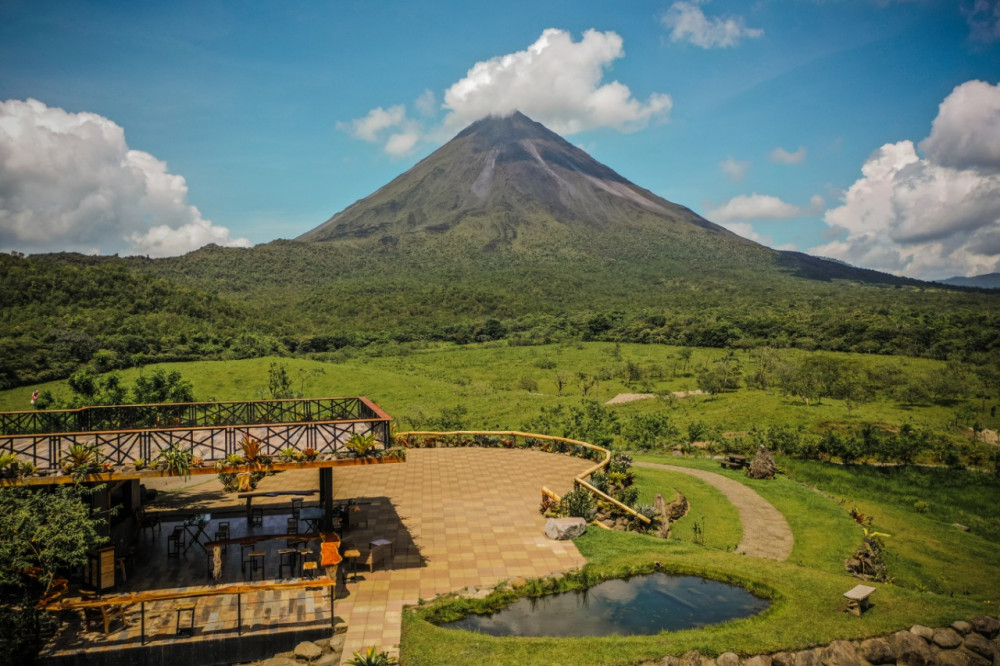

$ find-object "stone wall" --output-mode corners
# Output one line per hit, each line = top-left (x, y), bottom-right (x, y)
(640, 615), (1000, 666)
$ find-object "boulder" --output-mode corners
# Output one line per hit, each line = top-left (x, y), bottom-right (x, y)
(936, 629), (966, 649)
(932, 647), (971, 666)
(313, 654), (340, 666)
(962, 633), (996, 659)
(544, 517), (587, 540)
(858, 637), (895, 664)
(716, 652), (740, 666)
(658, 656), (682, 666)
(971, 616), (1000, 638)
(911, 625), (935, 641)
(745, 656), (771, 666)
(891, 629), (934, 666)
(794, 648), (821, 666)
(681, 650), (709, 666)
(957, 647), (992, 666)
(818, 640), (867, 666)
(259, 659), (299, 666)
(953, 621), (974, 635)
(293, 641), (324, 661)
(772, 652), (796, 666)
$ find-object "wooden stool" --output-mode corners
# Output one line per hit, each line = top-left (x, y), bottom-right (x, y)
(277, 548), (299, 578)
(175, 602), (196, 636)
(342, 549), (361, 581)
(245, 551), (266, 580)
(167, 528), (184, 559)
(301, 560), (318, 579)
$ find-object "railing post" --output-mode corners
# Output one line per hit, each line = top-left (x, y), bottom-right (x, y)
(140, 601), (146, 645)
(237, 592), (242, 636)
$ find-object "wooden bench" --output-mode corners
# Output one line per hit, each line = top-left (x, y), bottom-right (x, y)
(843, 584), (876, 616)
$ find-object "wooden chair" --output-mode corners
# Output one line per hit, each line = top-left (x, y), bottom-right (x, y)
(360, 541), (391, 573)
(137, 508), (161, 538)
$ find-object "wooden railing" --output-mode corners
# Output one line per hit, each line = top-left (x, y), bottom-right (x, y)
(0, 397), (392, 474)
(397, 430), (650, 525)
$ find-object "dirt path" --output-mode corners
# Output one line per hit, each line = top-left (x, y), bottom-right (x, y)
(636, 461), (794, 561)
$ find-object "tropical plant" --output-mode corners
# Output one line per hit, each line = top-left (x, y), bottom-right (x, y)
(557, 487), (597, 522)
(0, 451), (19, 477)
(156, 445), (193, 481)
(239, 434), (263, 464)
(60, 443), (104, 479)
(345, 646), (398, 666)
(344, 432), (381, 458)
(278, 446), (303, 463)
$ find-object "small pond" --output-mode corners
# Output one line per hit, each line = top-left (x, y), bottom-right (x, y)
(440, 573), (770, 637)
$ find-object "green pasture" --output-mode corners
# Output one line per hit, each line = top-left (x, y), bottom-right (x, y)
(2, 342), (991, 443)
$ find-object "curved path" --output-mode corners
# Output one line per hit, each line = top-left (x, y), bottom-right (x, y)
(636, 461), (794, 561)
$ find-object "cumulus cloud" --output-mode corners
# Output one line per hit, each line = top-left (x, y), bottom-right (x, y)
(720, 157), (750, 181)
(662, 1), (763, 49)
(707, 193), (819, 222)
(770, 146), (807, 164)
(0, 98), (249, 257)
(342, 28), (672, 156)
(811, 80), (1000, 280)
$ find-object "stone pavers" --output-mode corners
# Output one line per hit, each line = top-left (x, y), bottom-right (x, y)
(635, 462), (794, 561)
(43, 447), (592, 663)
(332, 447), (591, 658)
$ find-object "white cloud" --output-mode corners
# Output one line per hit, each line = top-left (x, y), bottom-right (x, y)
(0, 98), (250, 257)
(770, 146), (807, 164)
(707, 193), (813, 222)
(720, 157), (749, 181)
(964, 0), (1000, 43)
(342, 28), (672, 155)
(662, 1), (763, 49)
(811, 81), (1000, 280)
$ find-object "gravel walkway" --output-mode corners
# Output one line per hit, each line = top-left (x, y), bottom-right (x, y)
(636, 461), (794, 560)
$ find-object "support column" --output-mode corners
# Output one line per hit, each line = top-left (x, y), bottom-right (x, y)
(319, 467), (334, 532)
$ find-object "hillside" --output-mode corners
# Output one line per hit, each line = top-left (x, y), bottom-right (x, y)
(3, 113), (999, 388)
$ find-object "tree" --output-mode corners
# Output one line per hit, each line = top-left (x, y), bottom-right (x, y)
(0, 484), (106, 662)
(267, 362), (295, 399)
(133, 368), (196, 404)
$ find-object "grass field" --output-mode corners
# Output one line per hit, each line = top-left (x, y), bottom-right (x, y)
(3, 343), (998, 664)
(3, 342), (994, 446)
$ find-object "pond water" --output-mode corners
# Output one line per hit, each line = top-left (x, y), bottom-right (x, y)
(440, 573), (770, 637)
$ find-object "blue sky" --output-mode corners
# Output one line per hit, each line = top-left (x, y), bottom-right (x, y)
(1, 1), (999, 280)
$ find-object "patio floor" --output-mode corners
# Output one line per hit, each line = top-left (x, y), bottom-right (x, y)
(41, 447), (592, 664)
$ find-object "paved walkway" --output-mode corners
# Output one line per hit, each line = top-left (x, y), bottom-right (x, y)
(635, 462), (794, 561)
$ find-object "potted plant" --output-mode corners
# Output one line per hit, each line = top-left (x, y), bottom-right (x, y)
(344, 432), (381, 459)
(156, 445), (194, 480)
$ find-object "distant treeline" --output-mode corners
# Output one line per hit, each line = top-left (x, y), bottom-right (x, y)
(2, 248), (998, 390)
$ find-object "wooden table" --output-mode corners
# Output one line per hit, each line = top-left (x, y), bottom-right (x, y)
(237, 490), (317, 525)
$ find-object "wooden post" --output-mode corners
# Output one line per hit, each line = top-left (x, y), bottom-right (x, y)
(319, 467), (333, 532)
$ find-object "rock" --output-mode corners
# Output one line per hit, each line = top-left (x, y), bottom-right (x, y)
(936, 629), (966, 649)
(681, 650), (707, 666)
(772, 652), (796, 666)
(654, 493), (667, 516)
(819, 639), (867, 666)
(911, 625), (935, 641)
(311, 637), (330, 650)
(957, 647), (992, 666)
(891, 629), (934, 666)
(745, 656), (772, 666)
(313, 654), (339, 666)
(932, 647), (971, 666)
(544, 517), (587, 540)
(794, 648), (821, 666)
(293, 641), (324, 661)
(952, 523), (971, 532)
(971, 616), (1000, 638)
(328, 633), (346, 653)
(963, 633), (996, 659)
(658, 656), (681, 666)
(716, 652), (740, 666)
(259, 659), (299, 666)
(954, 622), (974, 635)
(858, 638), (895, 664)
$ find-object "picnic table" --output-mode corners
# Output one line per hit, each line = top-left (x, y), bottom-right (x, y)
(183, 513), (211, 553)
(720, 454), (748, 470)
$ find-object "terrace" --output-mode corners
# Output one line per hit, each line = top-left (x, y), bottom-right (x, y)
(1, 401), (607, 665)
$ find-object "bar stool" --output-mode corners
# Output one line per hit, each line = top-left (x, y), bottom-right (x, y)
(301, 560), (318, 579)
(167, 528), (185, 559)
(244, 550), (266, 580)
(277, 548), (299, 578)
(175, 602), (196, 636)
(291, 497), (303, 519)
(250, 508), (263, 527)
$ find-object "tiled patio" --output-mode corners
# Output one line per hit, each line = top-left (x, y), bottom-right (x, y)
(42, 447), (592, 664)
